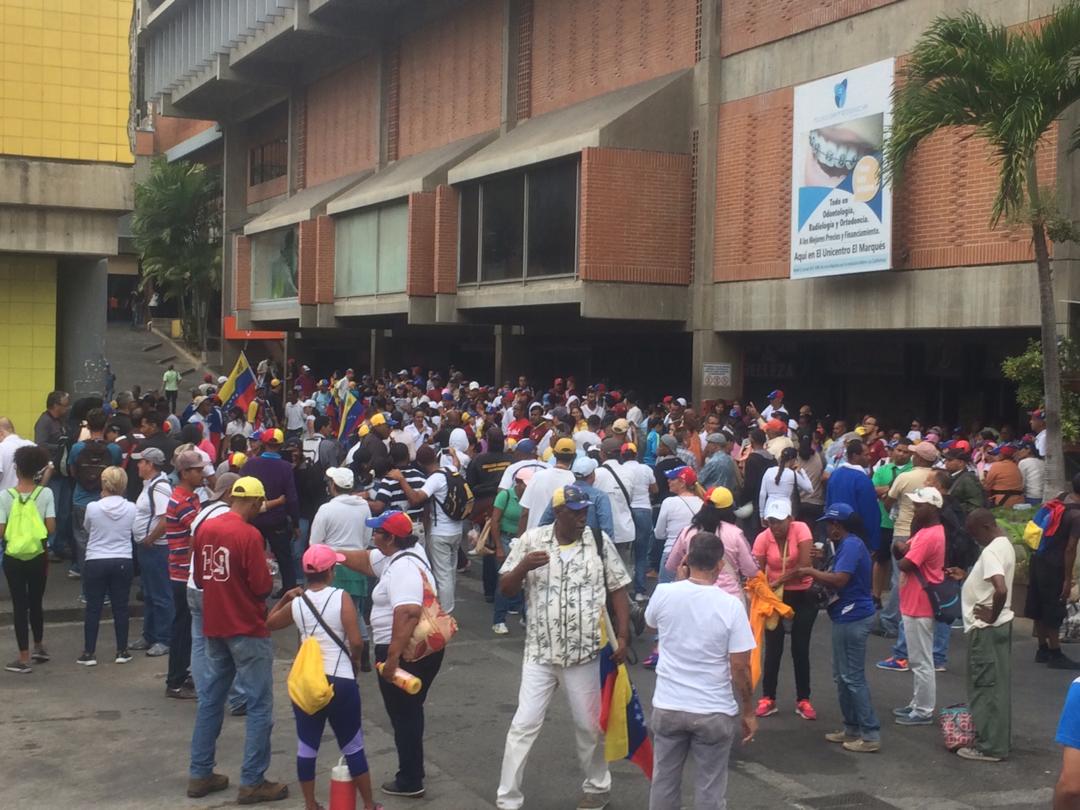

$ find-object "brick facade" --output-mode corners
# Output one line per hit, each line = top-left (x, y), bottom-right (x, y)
(433, 184), (460, 295)
(529, 0), (697, 118)
(235, 235), (252, 310)
(145, 115), (216, 155)
(720, 0), (900, 56)
(578, 147), (692, 285)
(304, 57), (378, 187)
(297, 219), (317, 305)
(406, 192), (436, 297)
(314, 215), (336, 305)
(293, 92), (307, 191)
(397, 0), (502, 158)
(713, 88), (793, 282)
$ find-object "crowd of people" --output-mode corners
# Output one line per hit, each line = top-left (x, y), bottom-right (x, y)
(4, 365), (1080, 808)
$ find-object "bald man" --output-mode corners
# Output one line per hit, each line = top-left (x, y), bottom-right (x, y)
(0, 417), (37, 490)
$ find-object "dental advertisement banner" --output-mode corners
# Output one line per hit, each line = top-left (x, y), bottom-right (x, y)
(790, 58), (894, 279)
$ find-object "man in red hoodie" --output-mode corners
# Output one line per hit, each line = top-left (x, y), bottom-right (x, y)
(187, 476), (288, 805)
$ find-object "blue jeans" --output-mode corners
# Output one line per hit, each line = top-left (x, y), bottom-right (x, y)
(190, 634), (274, 787)
(892, 617), (951, 667)
(878, 536), (906, 635)
(292, 517), (310, 586)
(831, 615), (880, 742)
(47, 476), (73, 559)
(658, 549), (676, 584)
(493, 535), (525, 624)
(631, 508), (653, 595)
(187, 588), (245, 711)
(137, 544), (174, 646)
(82, 557), (133, 654)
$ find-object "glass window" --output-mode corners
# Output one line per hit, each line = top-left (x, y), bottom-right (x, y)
(481, 173), (524, 282)
(249, 138), (288, 186)
(251, 228), (297, 300)
(458, 184), (479, 284)
(377, 204), (408, 293)
(334, 211), (377, 297)
(527, 161), (577, 278)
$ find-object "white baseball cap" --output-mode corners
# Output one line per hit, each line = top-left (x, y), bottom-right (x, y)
(908, 487), (944, 508)
(763, 498), (793, 521)
(325, 467), (355, 491)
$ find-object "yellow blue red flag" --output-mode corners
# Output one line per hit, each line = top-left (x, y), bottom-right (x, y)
(217, 352), (257, 413)
(598, 614), (653, 779)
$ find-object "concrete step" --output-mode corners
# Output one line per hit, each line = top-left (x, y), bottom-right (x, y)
(155, 355), (177, 365)
(140, 342), (163, 352)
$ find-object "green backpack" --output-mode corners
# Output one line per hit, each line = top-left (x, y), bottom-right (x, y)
(4, 487), (48, 560)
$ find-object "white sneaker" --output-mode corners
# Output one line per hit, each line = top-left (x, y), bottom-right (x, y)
(492, 623), (509, 635)
(633, 593), (648, 603)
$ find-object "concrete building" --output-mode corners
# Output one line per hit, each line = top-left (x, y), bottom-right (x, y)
(0, 0), (134, 433)
(136, 0), (1077, 426)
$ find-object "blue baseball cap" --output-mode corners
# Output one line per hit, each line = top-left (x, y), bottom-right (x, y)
(365, 510), (414, 537)
(553, 484), (591, 511)
(818, 502), (855, 522)
(515, 438), (537, 455)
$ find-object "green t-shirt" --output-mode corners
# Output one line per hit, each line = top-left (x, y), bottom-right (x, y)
(872, 460), (912, 529)
(162, 369), (181, 392)
(493, 487), (523, 538)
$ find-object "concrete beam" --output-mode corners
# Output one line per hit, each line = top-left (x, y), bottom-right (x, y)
(712, 263), (1043, 332)
(0, 208), (121, 257)
(580, 283), (688, 322)
(334, 293), (410, 319)
(455, 278), (583, 311)
(0, 158), (132, 212)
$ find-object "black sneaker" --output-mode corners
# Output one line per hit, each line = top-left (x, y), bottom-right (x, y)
(166, 684), (196, 699)
(5, 660), (31, 674)
(381, 780), (425, 798)
(76, 653), (97, 667)
(115, 651), (133, 664)
(1048, 651), (1080, 670)
(30, 649), (50, 663)
(1036, 647), (1051, 664)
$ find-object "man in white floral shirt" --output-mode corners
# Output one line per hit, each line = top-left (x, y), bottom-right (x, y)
(495, 485), (632, 810)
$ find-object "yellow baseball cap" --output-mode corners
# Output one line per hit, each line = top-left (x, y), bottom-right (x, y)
(369, 413), (388, 427)
(357, 421), (371, 437)
(707, 486), (734, 509)
(231, 476), (266, 499)
(553, 437), (576, 455)
(228, 451), (247, 468)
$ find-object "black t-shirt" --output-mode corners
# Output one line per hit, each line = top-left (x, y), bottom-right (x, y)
(742, 451), (778, 514)
(295, 462), (326, 521)
(1046, 502), (1080, 567)
(652, 457), (682, 503)
(466, 451), (513, 499)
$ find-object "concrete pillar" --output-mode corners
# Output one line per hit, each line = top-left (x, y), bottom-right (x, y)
(688, 0), (723, 406)
(493, 324), (522, 387)
(370, 328), (387, 378)
(692, 330), (742, 407)
(500, 0), (522, 134)
(1055, 100), (1080, 339)
(57, 258), (108, 400)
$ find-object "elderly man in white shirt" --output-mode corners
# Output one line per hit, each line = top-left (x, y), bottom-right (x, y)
(0, 417), (37, 491)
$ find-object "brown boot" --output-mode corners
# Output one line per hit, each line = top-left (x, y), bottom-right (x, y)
(187, 773), (229, 798)
(237, 780), (289, 804)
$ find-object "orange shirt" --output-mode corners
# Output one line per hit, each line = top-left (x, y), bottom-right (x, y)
(983, 460), (1024, 507)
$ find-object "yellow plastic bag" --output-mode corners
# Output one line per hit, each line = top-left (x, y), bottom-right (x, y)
(287, 637), (334, 715)
(1023, 520), (1044, 552)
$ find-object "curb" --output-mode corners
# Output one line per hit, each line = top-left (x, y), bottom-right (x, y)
(0, 604), (144, 624)
(149, 325), (222, 383)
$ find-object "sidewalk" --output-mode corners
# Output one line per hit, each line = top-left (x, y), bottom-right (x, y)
(0, 559), (143, 624)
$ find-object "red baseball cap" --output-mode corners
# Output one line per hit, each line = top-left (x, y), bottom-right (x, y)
(665, 466), (697, 486)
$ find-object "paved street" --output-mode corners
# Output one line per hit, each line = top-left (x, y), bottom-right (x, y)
(0, 564), (1066, 810)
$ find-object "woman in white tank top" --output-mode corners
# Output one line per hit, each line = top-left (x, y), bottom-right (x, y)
(266, 545), (383, 810)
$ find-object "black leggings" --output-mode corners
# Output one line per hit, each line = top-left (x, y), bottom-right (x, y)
(4, 554), (47, 652)
(762, 588), (818, 702)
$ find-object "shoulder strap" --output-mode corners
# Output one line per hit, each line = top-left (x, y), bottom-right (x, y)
(602, 461), (632, 508)
(388, 550), (434, 574)
(300, 591), (350, 660)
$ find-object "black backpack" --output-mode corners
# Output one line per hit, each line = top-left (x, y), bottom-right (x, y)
(432, 469), (474, 523)
(75, 439), (111, 492)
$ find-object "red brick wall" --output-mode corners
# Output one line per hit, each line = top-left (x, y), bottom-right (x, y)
(235, 235), (252, 311)
(150, 115), (217, 154)
(246, 175), (287, 205)
(304, 57), (379, 187)
(713, 88), (793, 282)
(579, 147), (692, 285)
(720, 0), (899, 56)
(297, 220), (317, 305)
(293, 93), (307, 191)
(406, 192), (436, 297)
(529, 0), (697, 118)
(434, 184), (459, 295)
(713, 87), (1057, 283)
(315, 216), (335, 305)
(397, 0), (502, 158)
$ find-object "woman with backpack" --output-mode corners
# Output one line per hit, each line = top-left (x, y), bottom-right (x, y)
(77, 466), (136, 666)
(759, 446), (813, 527)
(265, 545), (382, 810)
(1, 444), (55, 673)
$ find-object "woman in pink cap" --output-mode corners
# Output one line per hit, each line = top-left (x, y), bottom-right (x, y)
(266, 545), (381, 810)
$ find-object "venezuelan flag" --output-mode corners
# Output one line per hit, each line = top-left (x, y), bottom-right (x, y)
(598, 614), (653, 780)
(218, 352), (257, 413)
(338, 390), (366, 441)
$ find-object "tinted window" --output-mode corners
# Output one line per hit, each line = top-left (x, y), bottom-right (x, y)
(527, 161), (577, 277)
(481, 174), (524, 282)
(458, 184), (479, 284)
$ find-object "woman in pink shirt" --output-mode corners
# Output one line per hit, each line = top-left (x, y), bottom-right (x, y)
(752, 498), (817, 721)
(665, 486), (758, 607)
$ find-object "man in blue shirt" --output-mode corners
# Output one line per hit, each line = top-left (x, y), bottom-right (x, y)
(699, 433), (738, 491)
(68, 408), (123, 591)
(538, 456), (613, 540)
(1056, 676), (1080, 805)
(825, 440), (881, 554)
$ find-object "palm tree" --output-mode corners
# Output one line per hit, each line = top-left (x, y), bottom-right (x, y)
(885, 4), (1080, 498)
(131, 158), (222, 358)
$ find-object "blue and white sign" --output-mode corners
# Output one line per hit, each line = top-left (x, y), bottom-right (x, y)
(791, 58), (894, 279)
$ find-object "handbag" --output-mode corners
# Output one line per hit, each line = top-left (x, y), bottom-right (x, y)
(912, 567), (963, 624)
(471, 521), (495, 557)
(939, 703), (976, 751)
(387, 553), (458, 661)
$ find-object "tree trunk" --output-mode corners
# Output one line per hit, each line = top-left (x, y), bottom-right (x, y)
(1033, 227), (1066, 499)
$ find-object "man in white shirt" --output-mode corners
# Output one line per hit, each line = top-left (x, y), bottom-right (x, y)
(1031, 409), (1048, 459)
(1017, 440), (1046, 505)
(283, 389), (306, 441)
(403, 407), (431, 460)
(645, 531), (755, 809)
(956, 508), (1016, 763)
(610, 440), (657, 600)
(516, 438), (577, 533)
(581, 388), (605, 422)
(0, 417), (36, 490)
(593, 439), (637, 552)
(130, 447), (173, 654)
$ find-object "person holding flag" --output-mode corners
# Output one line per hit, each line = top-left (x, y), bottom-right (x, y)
(645, 530), (757, 809)
(216, 352), (257, 416)
(495, 485), (632, 810)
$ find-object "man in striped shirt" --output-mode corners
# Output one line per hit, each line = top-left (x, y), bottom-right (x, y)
(165, 450), (204, 699)
(373, 442), (428, 539)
